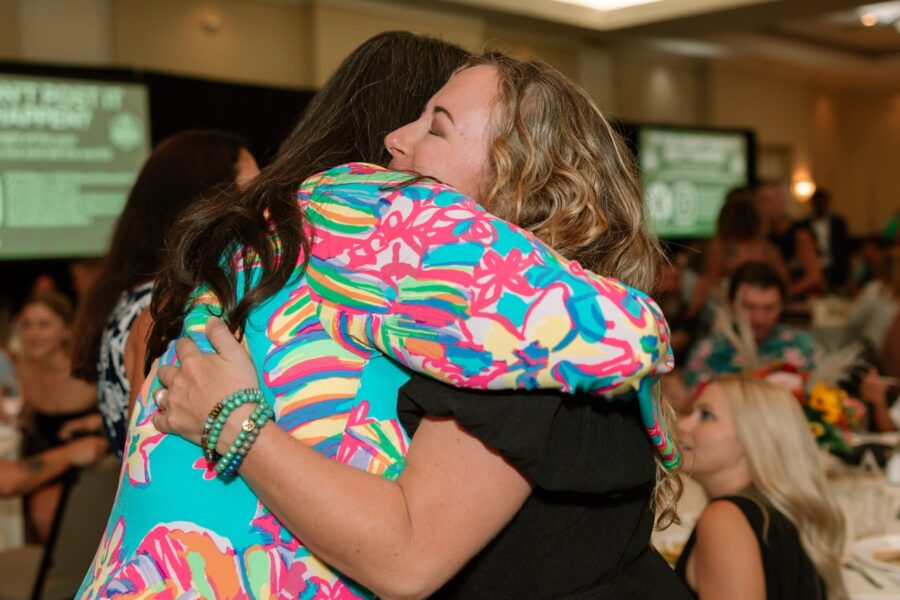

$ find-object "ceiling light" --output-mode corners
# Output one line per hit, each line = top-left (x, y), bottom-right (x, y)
(792, 180), (816, 201)
(553, 0), (663, 11)
(860, 12), (880, 26)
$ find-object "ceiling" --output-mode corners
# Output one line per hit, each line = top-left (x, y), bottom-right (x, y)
(403, 0), (900, 87)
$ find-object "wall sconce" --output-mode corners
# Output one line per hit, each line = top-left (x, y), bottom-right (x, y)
(792, 180), (816, 202)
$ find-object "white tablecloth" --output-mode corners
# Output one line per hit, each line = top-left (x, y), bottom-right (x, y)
(653, 473), (900, 599)
(0, 422), (24, 551)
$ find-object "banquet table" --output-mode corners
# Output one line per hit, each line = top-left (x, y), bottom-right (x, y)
(654, 444), (900, 599)
(0, 421), (24, 551)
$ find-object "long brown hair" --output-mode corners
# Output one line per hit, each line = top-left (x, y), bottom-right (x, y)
(467, 52), (665, 293)
(146, 32), (470, 364)
(71, 130), (247, 381)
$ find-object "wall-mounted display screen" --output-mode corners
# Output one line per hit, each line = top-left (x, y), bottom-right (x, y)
(0, 73), (150, 259)
(639, 126), (751, 238)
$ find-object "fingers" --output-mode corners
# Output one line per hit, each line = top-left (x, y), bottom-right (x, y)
(158, 365), (177, 388)
(206, 317), (244, 360)
(151, 409), (171, 433)
(175, 336), (202, 362)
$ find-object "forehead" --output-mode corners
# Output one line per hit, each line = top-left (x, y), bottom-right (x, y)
(737, 284), (781, 304)
(22, 303), (62, 321)
(696, 384), (734, 424)
(431, 65), (500, 113)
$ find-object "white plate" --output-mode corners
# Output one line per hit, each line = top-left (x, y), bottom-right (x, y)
(853, 535), (900, 575)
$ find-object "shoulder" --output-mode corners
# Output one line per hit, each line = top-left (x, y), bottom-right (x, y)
(688, 334), (732, 360)
(693, 498), (764, 577)
(780, 325), (817, 347)
(299, 163), (434, 199)
(698, 498), (759, 536)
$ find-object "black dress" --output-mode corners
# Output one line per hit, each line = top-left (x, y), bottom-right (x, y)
(674, 496), (826, 600)
(397, 375), (691, 599)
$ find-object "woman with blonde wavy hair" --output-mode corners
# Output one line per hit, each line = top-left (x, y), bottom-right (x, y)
(677, 375), (846, 600)
(90, 47), (686, 599)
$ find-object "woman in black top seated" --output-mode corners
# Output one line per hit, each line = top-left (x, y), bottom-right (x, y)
(676, 376), (847, 600)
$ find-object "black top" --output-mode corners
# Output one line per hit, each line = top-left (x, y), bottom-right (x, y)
(675, 495), (826, 600)
(397, 375), (691, 600)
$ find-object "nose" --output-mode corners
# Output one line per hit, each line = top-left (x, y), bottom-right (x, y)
(384, 129), (408, 162)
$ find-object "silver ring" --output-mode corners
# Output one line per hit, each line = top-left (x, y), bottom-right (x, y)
(152, 387), (168, 410)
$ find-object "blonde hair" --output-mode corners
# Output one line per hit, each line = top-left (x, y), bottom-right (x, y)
(716, 376), (847, 600)
(461, 52), (680, 525)
(463, 52), (665, 294)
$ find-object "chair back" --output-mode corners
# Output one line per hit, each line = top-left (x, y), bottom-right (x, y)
(32, 455), (120, 600)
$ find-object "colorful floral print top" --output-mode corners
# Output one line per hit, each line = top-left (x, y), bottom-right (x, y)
(78, 163), (676, 599)
(684, 323), (821, 394)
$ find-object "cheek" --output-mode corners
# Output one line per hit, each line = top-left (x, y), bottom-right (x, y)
(453, 154), (491, 201)
(693, 426), (743, 470)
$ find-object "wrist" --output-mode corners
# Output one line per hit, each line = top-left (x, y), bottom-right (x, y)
(216, 404), (256, 456)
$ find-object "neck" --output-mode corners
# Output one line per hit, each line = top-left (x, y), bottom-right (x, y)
(30, 348), (69, 372)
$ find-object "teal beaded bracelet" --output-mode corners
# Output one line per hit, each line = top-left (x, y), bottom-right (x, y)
(202, 388), (265, 463)
(215, 402), (275, 479)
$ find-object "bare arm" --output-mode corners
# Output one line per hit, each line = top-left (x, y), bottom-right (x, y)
(861, 367), (898, 433)
(0, 436), (108, 497)
(124, 308), (153, 416)
(240, 416), (529, 599)
(156, 331), (531, 598)
(686, 500), (765, 600)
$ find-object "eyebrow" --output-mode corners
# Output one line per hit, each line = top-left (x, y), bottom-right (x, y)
(433, 105), (455, 124)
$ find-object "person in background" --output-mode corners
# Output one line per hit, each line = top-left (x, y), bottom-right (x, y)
(29, 274), (58, 297)
(848, 238), (886, 294)
(71, 130), (259, 458)
(0, 294), (17, 398)
(684, 188), (788, 324)
(15, 292), (100, 541)
(69, 258), (104, 302)
(685, 261), (821, 394)
(758, 182), (825, 298)
(0, 435), (107, 497)
(802, 188), (850, 291)
(848, 249), (900, 377)
(676, 376), (846, 599)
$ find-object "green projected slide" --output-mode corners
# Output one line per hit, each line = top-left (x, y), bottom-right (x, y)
(639, 127), (749, 238)
(0, 73), (150, 259)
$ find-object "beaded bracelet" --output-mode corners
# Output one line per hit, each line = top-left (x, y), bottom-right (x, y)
(215, 402), (275, 479)
(202, 388), (265, 463)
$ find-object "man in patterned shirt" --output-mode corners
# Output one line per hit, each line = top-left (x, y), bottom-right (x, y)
(685, 261), (821, 393)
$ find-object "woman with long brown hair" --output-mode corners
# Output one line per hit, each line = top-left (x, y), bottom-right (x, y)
(135, 52), (684, 599)
(70, 130), (257, 458)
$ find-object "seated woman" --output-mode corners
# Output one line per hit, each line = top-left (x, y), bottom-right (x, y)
(15, 292), (100, 541)
(71, 130), (258, 458)
(0, 435), (107, 497)
(146, 54), (683, 599)
(676, 376), (846, 600)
